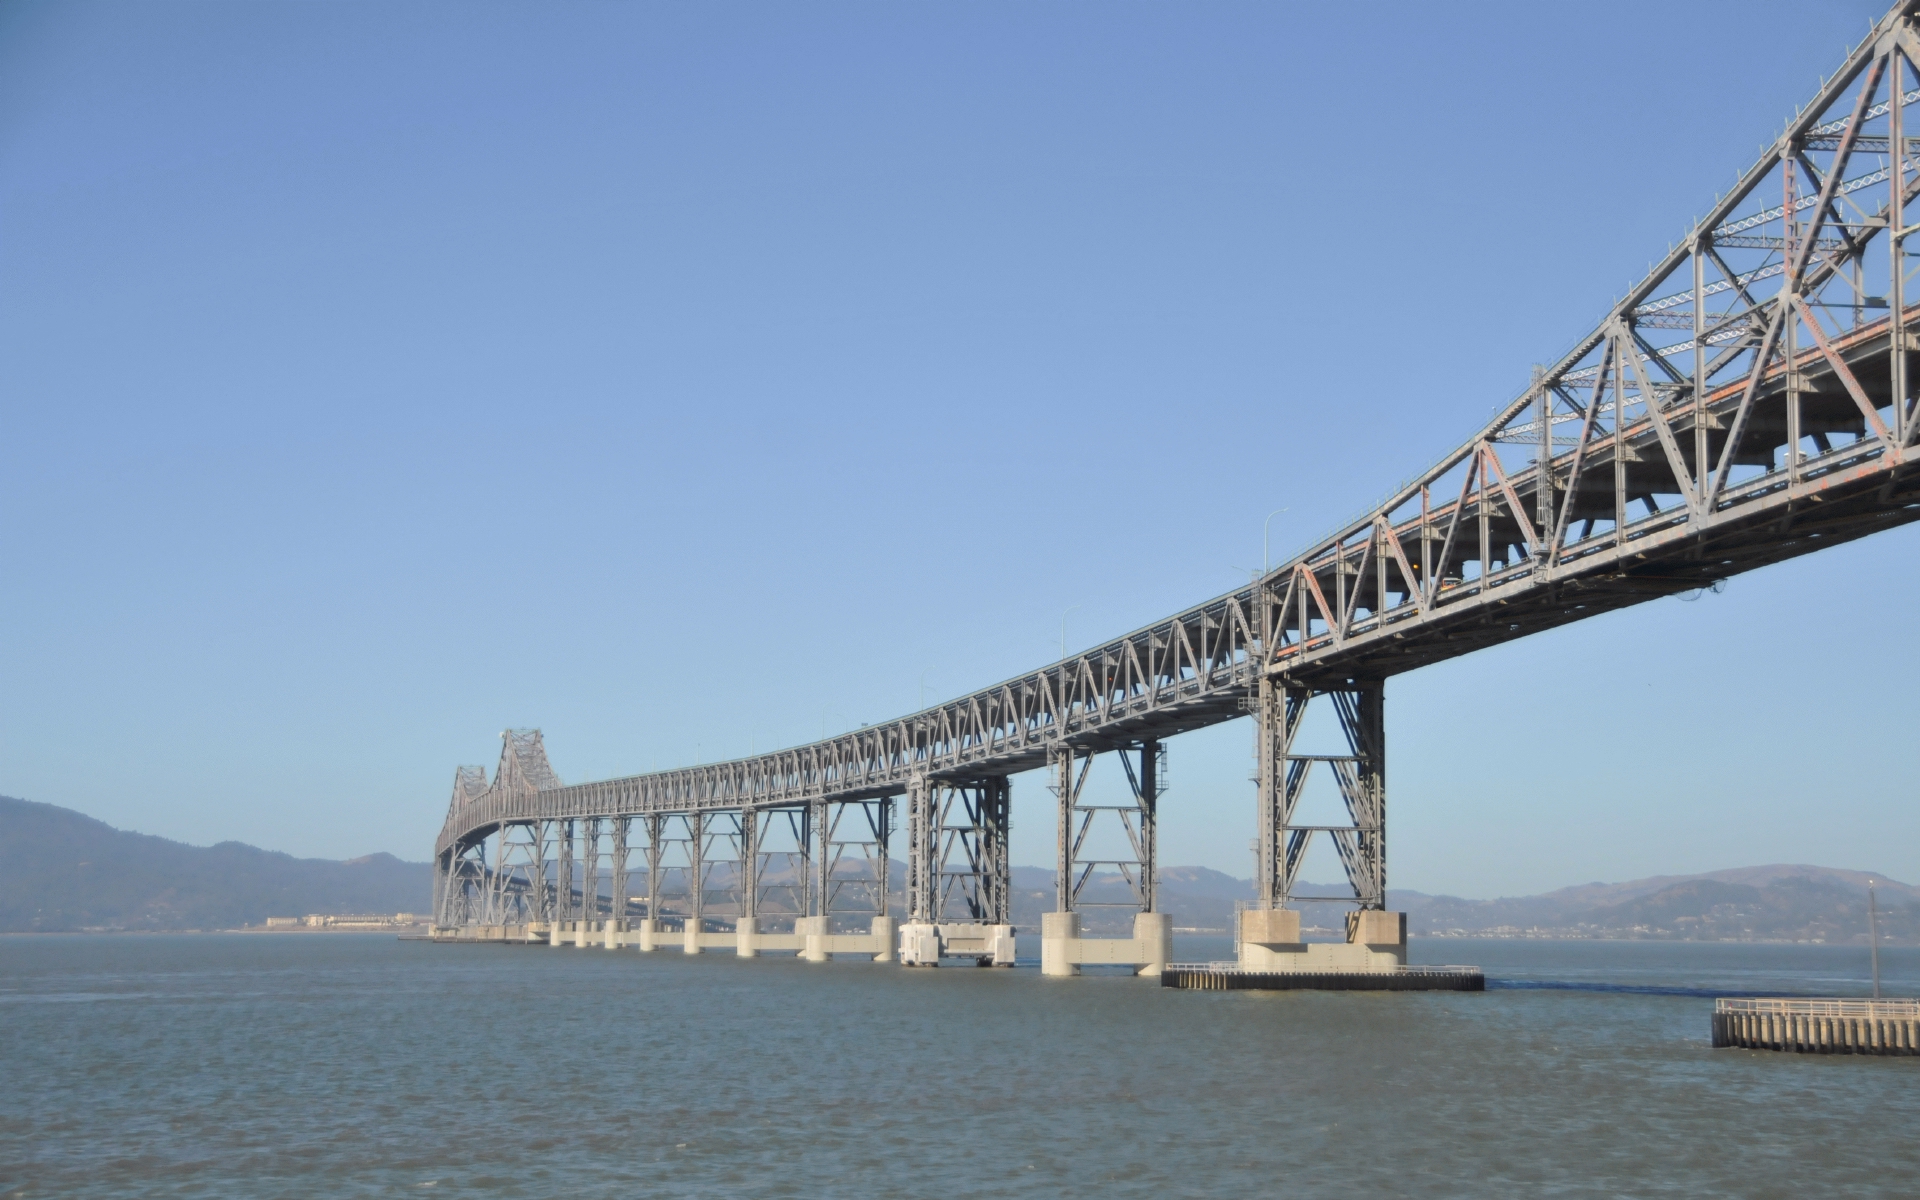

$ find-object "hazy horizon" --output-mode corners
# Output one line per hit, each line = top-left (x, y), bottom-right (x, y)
(11, 791), (1915, 907)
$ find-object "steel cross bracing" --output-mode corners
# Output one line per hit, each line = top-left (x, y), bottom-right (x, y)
(436, 3), (1920, 906)
(1052, 742), (1162, 914)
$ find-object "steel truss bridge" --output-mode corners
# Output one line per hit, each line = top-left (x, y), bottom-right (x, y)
(434, 2), (1920, 959)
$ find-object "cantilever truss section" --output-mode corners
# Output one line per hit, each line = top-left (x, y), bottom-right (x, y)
(437, 3), (1920, 878)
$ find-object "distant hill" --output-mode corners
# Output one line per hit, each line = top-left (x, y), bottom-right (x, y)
(8, 793), (1911, 942)
(1389, 865), (1920, 943)
(1017, 863), (1920, 942)
(0, 796), (431, 932)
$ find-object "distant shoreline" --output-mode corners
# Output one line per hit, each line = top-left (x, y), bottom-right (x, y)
(0, 928), (1908, 946)
(0, 927), (427, 937)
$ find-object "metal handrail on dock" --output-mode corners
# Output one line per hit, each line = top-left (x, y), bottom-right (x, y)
(1716, 996), (1918, 1018)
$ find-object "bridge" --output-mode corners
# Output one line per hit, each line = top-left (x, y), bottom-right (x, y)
(432, 1), (1920, 979)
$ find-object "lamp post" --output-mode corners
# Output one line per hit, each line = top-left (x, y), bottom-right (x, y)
(1263, 508), (1290, 578)
(1869, 880), (1882, 999)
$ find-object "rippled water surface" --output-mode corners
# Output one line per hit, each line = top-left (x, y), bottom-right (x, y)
(2, 934), (1915, 1198)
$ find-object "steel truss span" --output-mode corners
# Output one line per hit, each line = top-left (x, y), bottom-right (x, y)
(436, 3), (1920, 936)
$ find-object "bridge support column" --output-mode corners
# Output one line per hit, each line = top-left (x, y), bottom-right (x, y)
(900, 775), (1013, 966)
(431, 849), (449, 931)
(643, 813), (664, 950)
(685, 812), (705, 954)
(737, 809), (759, 958)
(610, 817), (629, 941)
(1247, 676), (1403, 972)
(790, 797), (893, 964)
(1044, 741), (1166, 977)
(797, 916), (828, 962)
(556, 819), (575, 930)
(1041, 911), (1080, 977)
(1134, 911), (1171, 977)
(634, 917), (659, 952)
(581, 818), (601, 939)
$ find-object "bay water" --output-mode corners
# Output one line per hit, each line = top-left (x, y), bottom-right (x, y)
(3, 934), (1915, 1198)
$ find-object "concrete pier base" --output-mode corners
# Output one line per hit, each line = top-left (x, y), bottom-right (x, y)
(549, 921), (567, 948)
(1134, 912), (1171, 977)
(1041, 912), (1172, 977)
(604, 919), (624, 949)
(869, 915), (896, 963)
(900, 922), (939, 966)
(634, 918), (659, 951)
(1162, 909), (1480, 991)
(1236, 909), (1408, 973)
(765, 916), (894, 961)
(1041, 912), (1080, 977)
(680, 926), (737, 954)
(736, 916), (759, 958)
(899, 921), (1016, 966)
(797, 916), (829, 963)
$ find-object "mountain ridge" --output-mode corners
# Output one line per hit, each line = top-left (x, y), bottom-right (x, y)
(0, 796), (430, 932)
(4, 795), (1912, 941)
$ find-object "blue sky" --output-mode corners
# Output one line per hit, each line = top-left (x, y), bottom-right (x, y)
(3, 0), (1912, 897)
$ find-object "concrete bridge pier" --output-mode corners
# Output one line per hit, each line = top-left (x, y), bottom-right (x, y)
(869, 915), (897, 963)
(634, 917), (660, 951)
(1042, 910), (1173, 977)
(1041, 911), (1079, 976)
(901, 774), (1015, 965)
(804, 798), (894, 961)
(797, 916), (828, 962)
(1043, 741), (1167, 977)
(1237, 907), (1407, 971)
(1231, 677), (1432, 982)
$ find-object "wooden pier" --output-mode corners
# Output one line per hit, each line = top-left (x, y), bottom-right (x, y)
(1712, 997), (1920, 1055)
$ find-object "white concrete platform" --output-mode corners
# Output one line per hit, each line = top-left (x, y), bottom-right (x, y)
(898, 922), (1017, 966)
(1039, 912), (1172, 977)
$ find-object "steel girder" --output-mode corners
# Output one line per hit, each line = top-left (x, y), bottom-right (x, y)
(435, 2), (1920, 896)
